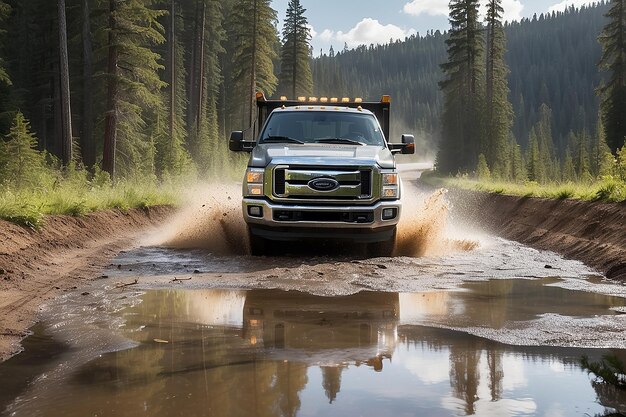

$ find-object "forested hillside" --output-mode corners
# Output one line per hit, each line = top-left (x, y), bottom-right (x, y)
(0, 0), (623, 212)
(312, 3), (610, 160)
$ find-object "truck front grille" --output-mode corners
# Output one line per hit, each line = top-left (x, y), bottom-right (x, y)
(273, 166), (372, 200)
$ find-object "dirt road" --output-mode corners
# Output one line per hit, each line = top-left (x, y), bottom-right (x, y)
(1, 179), (626, 416)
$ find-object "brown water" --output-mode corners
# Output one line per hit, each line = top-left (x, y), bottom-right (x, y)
(2, 283), (626, 417)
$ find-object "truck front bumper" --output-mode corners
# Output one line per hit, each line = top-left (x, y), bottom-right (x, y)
(243, 198), (400, 243)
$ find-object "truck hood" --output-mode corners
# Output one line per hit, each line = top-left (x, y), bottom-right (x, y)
(248, 143), (396, 169)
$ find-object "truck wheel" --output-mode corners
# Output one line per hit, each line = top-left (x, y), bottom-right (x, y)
(248, 228), (267, 256)
(367, 230), (396, 258)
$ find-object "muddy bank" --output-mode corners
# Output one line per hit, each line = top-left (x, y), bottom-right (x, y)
(449, 190), (626, 281)
(0, 206), (174, 361)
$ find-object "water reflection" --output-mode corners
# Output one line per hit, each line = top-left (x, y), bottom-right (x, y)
(3, 285), (625, 417)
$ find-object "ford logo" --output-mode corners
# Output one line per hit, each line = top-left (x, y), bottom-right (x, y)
(308, 177), (339, 192)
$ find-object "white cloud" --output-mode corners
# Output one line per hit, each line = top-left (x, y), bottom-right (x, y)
(403, 0), (448, 17)
(548, 0), (598, 13)
(403, 0), (523, 23)
(334, 18), (417, 48)
(319, 29), (334, 42)
(501, 0), (524, 22)
(307, 24), (317, 38)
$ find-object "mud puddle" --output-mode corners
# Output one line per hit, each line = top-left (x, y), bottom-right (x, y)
(2, 285), (626, 416)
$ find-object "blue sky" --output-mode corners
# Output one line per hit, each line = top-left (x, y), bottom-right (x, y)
(271, 0), (601, 55)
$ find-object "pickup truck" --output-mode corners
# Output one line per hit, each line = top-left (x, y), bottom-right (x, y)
(229, 94), (415, 256)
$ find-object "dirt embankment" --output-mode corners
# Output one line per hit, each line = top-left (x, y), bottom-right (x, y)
(450, 190), (626, 281)
(0, 206), (173, 361)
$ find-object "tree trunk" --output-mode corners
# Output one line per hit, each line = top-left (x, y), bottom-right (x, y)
(169, 0), (176, 163)
(187, 0), (199, 138)
(58, 0), (72, 165)
(196, 0), (206, 136)
(102, 0), (118, 179)
(249, 0), (257, 132)
(292, 22), (297, 99)
(82, 0), (95, 167)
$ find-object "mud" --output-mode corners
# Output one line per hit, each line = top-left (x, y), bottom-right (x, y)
(148, 182), (479, 259)
(447, 189), (626, 281)
(0, 206), (174, 361)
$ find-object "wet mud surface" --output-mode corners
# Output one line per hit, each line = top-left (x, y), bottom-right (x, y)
(1, 239), (626, 416)
(1, 181), (626, 416)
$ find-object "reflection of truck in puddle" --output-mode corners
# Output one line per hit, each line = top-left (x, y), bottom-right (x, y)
(242, 290), (399, 371)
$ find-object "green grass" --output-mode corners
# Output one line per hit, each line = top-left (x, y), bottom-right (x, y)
(0, 181), (180, 229)
(421, 174), (626, 203)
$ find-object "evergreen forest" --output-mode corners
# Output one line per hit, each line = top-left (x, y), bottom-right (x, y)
(0, 0), (625, 221)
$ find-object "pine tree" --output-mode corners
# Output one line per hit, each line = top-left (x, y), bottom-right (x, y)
(598, 0), (626, 153)
(532, 103), (558, 181)
(591, 115), (615, 176)
(0, 112), (49, 188)
(278, 0), (312, 99)
(154, 0), (192, 178)
(484, 0), (514, 179)
(510, 138), (526, 181)
(101, 0), (167, 180)
(193, 0), (225, 176)
(437, 0), (485, 174)
(562, 148), (576, 181)
(573, 130), (593, 181)
(0, 1), (11, 86)
(476, 153), (491, 180)
(229, 0), (278, 132)
(526, 129), (546, 182)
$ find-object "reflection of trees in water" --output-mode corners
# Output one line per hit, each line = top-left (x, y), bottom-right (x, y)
(321, 366), (346, 403)
(449, 342), (481, 415)
(487, 348), (504, 401)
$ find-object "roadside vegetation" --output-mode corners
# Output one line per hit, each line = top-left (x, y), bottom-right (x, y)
(422, 144), (626, 202)
(0, 113), (181, 229)
(422, 174), (626, 203)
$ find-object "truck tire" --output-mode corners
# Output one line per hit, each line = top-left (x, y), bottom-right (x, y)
(248, 228), (267, 256)
(367, 229), (396, 258)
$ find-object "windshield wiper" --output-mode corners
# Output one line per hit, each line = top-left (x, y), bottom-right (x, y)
(315, 138), (366, 146)
(262, 136), (304, 144)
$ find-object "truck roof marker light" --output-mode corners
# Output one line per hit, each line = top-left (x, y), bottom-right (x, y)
(309, 97), (318, 102)
(308, 106), (314, 110)
(357, 106), (363, 111)
(256, 92), (265, 101)
(320, 106), (326, 110)
(341, 97), (350, 103)
(280, 96), (287, 101)
(354, 97), (363, 103)
(320, 97), (328, 102)
(381, 95), (391, 103)
(298, 96), (306, 102)
(330, 98), (339, 103)
(281, 105), (286, 109)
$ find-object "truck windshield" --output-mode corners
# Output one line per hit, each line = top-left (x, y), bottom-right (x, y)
(259, 111), (386, 146)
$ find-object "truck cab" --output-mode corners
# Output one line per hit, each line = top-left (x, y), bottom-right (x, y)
(229, 94), (415, 256)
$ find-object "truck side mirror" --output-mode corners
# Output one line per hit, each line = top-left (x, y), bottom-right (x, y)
(229, 131), (244, 152)
(401, 134), (415, 154)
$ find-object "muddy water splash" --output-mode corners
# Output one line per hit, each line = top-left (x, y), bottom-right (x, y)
(143, 183), (249, 255)
(395, 185), (479, 257)
(145, 181), (478, 257)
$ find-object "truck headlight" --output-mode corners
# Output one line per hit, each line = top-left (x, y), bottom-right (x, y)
(382, 173), (398, 186)
(245, 168), (264, 197)
(382, 172), (399, 199)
